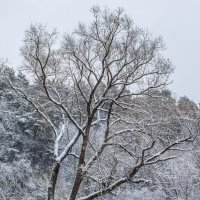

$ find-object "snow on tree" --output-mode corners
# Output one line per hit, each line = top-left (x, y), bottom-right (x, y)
(1, 6), (199, 200)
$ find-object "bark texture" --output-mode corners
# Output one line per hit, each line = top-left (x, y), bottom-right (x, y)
(48, 161), (60, 200)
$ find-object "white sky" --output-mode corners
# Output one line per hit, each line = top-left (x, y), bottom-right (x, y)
(1, 0), (200, 102)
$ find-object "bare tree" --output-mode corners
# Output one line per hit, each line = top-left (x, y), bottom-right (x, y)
(3, 6), (198, 200)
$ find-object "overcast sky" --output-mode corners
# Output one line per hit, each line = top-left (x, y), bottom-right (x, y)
(1, 0), (200, 102)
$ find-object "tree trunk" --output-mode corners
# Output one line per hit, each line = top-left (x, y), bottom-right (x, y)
(69, 117), (93, 200)
(48, 161), (60, 200)
(69, 135), (90, 200)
